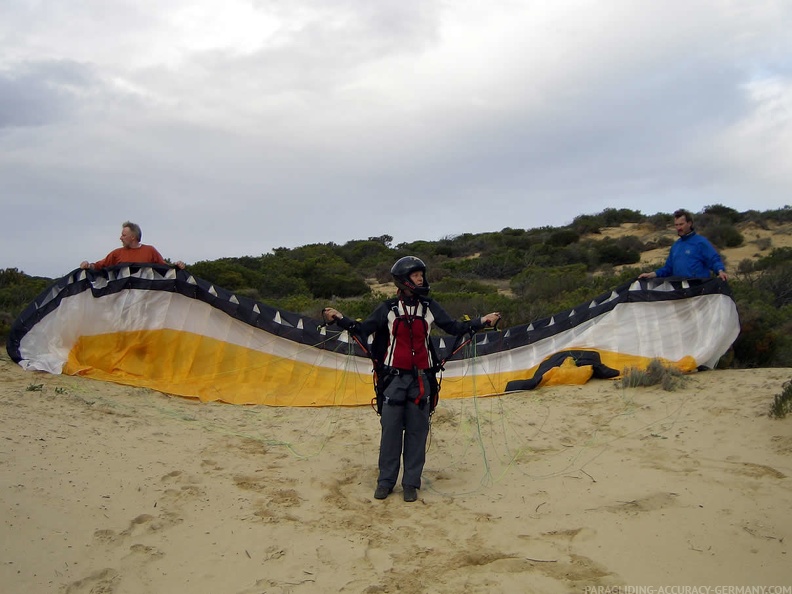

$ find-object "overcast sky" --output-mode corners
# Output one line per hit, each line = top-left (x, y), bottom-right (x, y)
(1, 0), (791, 278)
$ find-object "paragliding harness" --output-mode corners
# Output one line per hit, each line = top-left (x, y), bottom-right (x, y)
(368, 298), (475, 417)
(320, 300), (478, 417)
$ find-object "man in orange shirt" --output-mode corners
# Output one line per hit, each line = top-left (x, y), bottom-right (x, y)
(80, 221), (186, 271)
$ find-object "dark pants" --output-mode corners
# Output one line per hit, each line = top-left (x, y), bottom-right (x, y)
(377, 372), (431, 490)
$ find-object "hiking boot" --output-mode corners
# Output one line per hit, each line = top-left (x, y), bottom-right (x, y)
(374, 485), (392, 500)
(403, 486), (418, 502)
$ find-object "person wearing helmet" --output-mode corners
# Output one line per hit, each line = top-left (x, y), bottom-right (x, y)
(323, 256), (501, 502)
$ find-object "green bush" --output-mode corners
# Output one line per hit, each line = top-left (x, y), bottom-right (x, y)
(470, 249), (531, 279)
(547, 229), (580, 247)
(703, 204), (742, 224)
(432, 277), (497, 294)
(763, 206), (792, 224)
(736, 259), (755, 275)
(753, 247), (792, 271)
(555, 242), (599, 269)
(0, 311), (13, 339)
(646, 212), (671, 230)
(336, 238), (393, 269)
(510, 264), (588, 301)
(0, 268), (52, 339)
(571, 213), (605, 235)
(595, 238), (642, 266)
(600, 208), (644, 227)
(485, 228), (543, 252)
(705, 224), (744, 249)
(755, 263), (792, 308)
(732, 305), (779, 367)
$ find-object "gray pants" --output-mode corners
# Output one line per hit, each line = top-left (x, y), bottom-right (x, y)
(377, 372), (432, 490)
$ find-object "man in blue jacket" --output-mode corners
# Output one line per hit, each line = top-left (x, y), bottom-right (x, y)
(639, 209), (728, 281)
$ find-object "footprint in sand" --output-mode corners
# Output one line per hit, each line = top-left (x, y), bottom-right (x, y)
(93, 528), (119, 545)
(125, 543), (164, 559)
(771, 435), (792, 455)
(93, 511), (183, 547)
(365, 545), (394, 573)
(159, 470), (206, 503)
(269, 488), (302, 507)
(602, 491), (679, 515)
(233, 474), (269, 493)
(728, 461), (786, 479)
(200, 458), (224, 471)
(526, 529), (618, 586)
(63, 567), (120, 594)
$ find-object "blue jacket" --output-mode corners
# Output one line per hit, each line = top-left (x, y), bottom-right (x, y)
(655, 231), (725, 278)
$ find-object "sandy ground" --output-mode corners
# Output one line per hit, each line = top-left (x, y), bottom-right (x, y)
(1, 351), (791, 593)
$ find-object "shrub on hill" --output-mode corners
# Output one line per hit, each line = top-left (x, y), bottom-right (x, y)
(511, 264), (588, 301)
(752, 247), (792, 271)
(458, 249), (532, 279)
(731, 303), (781, 368)
(335, 238), (393, 269)
(703, 203), (741, 224)
(755, 263), (792, 308)
(547, 229), (580, 247)
(704, 224), (744, 249)
(593, 237), (642, 266)
(0, 268), (51, 338)
(432, 277), (498, 295)
(762, 206), (792, 224)
(646, 212), (671, 229)
(571, 208), (645, 235)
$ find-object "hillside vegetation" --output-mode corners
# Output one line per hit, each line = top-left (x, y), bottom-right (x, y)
(3, 204), (792, 368)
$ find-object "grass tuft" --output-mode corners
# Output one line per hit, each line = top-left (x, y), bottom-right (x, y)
(619, 359), (685, 392)
(769, 381), (792, 419)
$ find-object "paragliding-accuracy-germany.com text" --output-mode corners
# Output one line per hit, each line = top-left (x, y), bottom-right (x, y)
(583, 587), (791, 594)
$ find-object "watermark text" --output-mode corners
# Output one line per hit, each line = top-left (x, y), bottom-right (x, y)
(583, 587), (792, 594)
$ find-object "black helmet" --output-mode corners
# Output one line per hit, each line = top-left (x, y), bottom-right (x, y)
(391, 256), (430, 296)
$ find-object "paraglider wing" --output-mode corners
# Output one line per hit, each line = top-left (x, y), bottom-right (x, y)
(436, 276), (739, 394)
(7, 267), (739, 404)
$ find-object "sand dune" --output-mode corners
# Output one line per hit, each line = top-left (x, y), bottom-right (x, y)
(1, 352), (790, 593)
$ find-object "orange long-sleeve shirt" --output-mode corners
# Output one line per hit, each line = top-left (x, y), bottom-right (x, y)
(91, 245), (167, 270)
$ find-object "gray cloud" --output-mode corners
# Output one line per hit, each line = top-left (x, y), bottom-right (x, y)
(0, 61), (99, 128)
(0, 0), (791, 278)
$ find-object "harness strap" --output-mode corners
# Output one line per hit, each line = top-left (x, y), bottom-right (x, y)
(414, 371), (426, 406)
